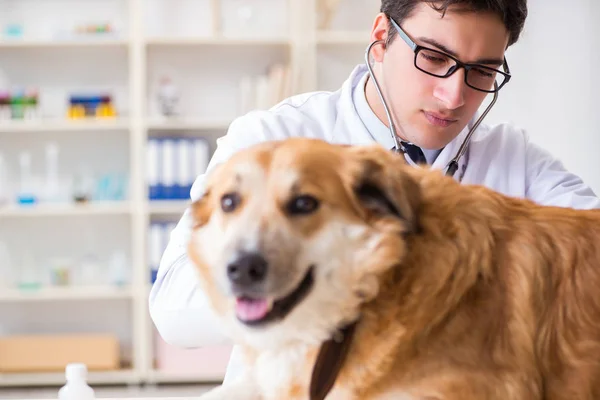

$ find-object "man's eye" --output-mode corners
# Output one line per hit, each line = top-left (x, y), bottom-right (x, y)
(474, 68), (495, 78)
(287, 195), (320, 215)
(423, 54), (445, 63)
(221, 193), (241, 212)
(419, 50), (449, 65)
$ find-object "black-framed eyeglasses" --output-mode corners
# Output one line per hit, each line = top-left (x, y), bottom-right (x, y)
(389, 17), (511, 93)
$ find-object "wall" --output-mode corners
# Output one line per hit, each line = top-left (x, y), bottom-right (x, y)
(483, 0), (600, 193)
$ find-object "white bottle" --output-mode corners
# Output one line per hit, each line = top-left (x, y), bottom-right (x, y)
(43, 142), (61, 203)
(108, 250), (129, 287)
(0, 152), (8, 205)
(58, 363), (95, 400)
(0, 241), (13, 289)
(17, 151), (36, 205)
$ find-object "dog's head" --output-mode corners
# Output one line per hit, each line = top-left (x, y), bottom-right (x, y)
(188, 138), (421, 349)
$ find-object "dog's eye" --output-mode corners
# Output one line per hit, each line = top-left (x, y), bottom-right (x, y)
(221, 193), (241, 213)
(287, 195), (319, 215)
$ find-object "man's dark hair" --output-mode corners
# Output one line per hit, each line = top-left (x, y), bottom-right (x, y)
(380, 0), (527, 47)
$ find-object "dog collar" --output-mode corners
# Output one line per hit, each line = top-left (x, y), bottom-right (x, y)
(309, 319), (359, 400)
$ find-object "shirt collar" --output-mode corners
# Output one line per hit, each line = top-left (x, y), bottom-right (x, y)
(352, 66), (442, 165)
(352, 69), (397, 150)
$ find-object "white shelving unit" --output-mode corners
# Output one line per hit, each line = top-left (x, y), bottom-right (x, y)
(0, 202), (133, 218)
(147, 200), (189, 216)
(0, 369), (140, 388)
(145, 117), (232, 131)
(0, 119), (131, 133)
(0, 285), (134, 303)
(0, 39), (130, 49)
(0, 0), (378, 387)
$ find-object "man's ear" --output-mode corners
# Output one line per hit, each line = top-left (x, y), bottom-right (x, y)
(346, 144), (421, 234)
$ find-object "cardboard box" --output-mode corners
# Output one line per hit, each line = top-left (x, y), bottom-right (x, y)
(154, 330), (231, 376)
(0, 334), (120, 372)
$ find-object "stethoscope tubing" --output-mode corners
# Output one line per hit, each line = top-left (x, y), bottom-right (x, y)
(364, 40), (498, 178)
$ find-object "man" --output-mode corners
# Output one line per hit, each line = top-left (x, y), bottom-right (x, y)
(149, 0), (600, 384)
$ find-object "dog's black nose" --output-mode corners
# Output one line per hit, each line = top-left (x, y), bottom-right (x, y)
(227, 252), (268, 286)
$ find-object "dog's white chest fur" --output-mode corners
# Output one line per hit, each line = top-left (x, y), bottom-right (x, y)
(254, 345), (313, 399)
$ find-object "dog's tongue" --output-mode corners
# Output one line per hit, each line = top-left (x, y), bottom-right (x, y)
(235, 297), (271, 322)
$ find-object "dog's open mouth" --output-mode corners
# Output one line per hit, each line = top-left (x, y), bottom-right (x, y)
(235, 266), (314, 326)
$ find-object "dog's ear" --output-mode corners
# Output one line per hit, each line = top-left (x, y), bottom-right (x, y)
(346, 145), (421, 233)
(190, 189), (213, 229)
(189, 164), (225, 229)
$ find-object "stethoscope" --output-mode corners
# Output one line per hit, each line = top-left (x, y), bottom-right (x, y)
(365, 40), (499, 178)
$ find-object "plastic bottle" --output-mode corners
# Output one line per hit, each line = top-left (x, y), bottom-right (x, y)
(43, 142), (61, 202)
(23, 88), (39, 120)
(0, 241), (13, 289)
(58, 363), (95, 400)
(0, 91), (11, 121)
(0, 152), (8, 205)
(17, 151), (36, 205)
(78, 228), (101, 286)
(10, 88), (24, 119)
(108, 250), (129, 287)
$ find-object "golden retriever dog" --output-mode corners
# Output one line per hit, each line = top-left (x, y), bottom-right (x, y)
(188, 137), (600, 400)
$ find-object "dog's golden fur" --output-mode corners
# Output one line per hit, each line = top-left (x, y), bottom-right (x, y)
(188, 137), (600, 399)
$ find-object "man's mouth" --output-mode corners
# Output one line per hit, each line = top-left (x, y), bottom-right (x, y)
(234, 266), (315, 327)
(423, 111), (458, 128)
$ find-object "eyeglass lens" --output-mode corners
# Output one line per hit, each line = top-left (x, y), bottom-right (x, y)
(416, 48), (505, 92)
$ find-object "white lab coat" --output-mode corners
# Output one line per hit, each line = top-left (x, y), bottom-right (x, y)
(148, 64), (600, 383)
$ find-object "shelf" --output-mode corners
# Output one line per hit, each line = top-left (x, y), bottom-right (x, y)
(146, 117), (232, 131)
(145, 36), (290, 47)
(147, 369), (225, 384)
(0, 202), (132, 218)
(0, 285), (134, 303)
(0, 369), (139, 387)
(148, 200), (190, 215)
(0, 0), (373, 388)
(0, 118), (130, 133)
(316, 30), (371, 45)
(0, 38), (130, 49)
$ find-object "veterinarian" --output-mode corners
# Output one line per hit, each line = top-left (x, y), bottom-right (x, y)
(150, 0), (600, 383)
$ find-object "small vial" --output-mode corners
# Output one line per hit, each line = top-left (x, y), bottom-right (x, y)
(0, 152), (8, 205)
(17, 151), (36, 205)
(43, 142), (61, 202)
(58, 363), (95, 400)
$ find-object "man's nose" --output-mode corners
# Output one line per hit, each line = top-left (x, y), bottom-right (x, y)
(434, 68), (466, 110)
(227, 252), (269, 287)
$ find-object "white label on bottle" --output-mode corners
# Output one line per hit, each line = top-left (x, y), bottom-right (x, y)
(176, 138), (191, 186)
(193, 139), (209, 175)
(162, 139), (175, 186)
(147, 139), (160, 186)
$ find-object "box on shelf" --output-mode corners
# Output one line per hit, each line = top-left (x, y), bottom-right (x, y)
(0, 333), (121, 373)
(154, 330), (231, 376)
(67, 94), (117, 119)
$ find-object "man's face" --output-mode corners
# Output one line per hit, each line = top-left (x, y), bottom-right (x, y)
(367, 4), (510, 150)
